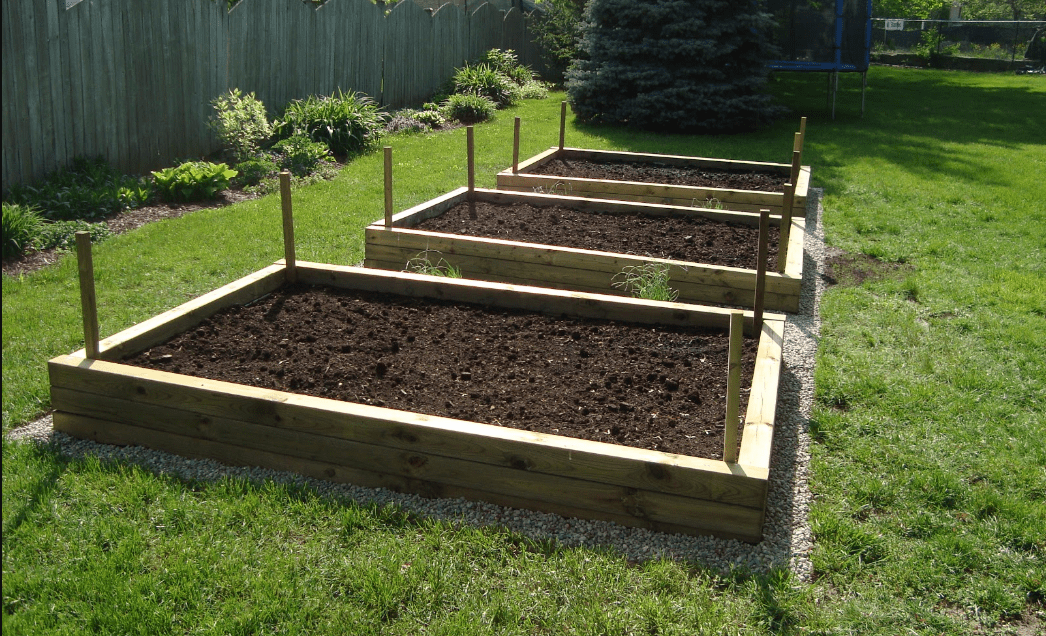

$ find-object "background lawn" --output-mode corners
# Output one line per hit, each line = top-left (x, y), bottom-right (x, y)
(3, 67), (1044, 634)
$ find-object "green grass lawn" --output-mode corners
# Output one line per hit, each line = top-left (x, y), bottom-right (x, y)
(4, 68), (1044, 634)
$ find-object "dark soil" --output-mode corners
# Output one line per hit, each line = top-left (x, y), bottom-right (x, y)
(418, 201), (780, 270)
(531, 158), (787, 193)
(127, 284), (758, 460)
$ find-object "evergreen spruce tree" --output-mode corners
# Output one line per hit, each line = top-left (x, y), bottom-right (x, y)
(566, 0), (781, 132)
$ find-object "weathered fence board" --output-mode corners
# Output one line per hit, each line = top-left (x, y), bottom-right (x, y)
(3, 0), (543, 189)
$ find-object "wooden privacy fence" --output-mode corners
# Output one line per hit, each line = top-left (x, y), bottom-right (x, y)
(1, 0), (545, 189)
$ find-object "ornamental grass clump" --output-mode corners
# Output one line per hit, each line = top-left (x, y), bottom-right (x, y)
(612, 262), (679, 302)
(441, 94), (498, 124)
(2, 203), (43, 258)
(404, 251), (463, 278)
(273, 90), (387, 157)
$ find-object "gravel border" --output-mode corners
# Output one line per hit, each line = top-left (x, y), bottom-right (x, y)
(7, 189), (825, 577)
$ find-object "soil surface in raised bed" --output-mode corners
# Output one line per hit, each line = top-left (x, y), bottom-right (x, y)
(416, 201), (780, 270)
(531, 158), (787, 193)
(127, 284), (758, 460)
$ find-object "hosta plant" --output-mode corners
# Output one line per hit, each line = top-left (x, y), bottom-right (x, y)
(151, 161), (237, 202)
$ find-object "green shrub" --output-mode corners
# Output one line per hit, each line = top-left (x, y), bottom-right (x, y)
(210, 88), (272, 163)
(568, 0), (781, 132)
(273, 90), (387, 157)
(2, 203), (43, 258)
(415, 108), (447, 128)
(441, 94), (498, 124)
(478, 48), (520, 74)
(520, 80), (550, 100)
(232, 157), (279, 187)
(271, 134), (333, 177)
(244, 161), (340, 197)
(529, 0), (585, 85)
(6, 157), (152, 221)
(151, 161), (237, 202)
(35, 219), (113, 252)
(450, 64), (522, 108)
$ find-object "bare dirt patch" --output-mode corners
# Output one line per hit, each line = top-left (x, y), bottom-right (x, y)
(531, 158), (788, 192)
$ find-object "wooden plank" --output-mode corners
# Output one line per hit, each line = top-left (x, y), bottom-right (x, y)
(364, 242), (798, 310)
(48, 358), (768, 504)
(496, 173), (786, 208)
(364, 228), (799, 295)
(294, 260), (786, 330)
(51, 388), (768, 526)
(51, 411), (762, 541)
(72, 264), (286, 361)
(737, 316), (785, 470)
(724, 311), (744, 463)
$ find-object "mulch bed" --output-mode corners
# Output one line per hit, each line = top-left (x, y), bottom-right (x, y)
(417, 201), (780, 270)
(531, 158), (788, 192)
(126, 284), (757, 460)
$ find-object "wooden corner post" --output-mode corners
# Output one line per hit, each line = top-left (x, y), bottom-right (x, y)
(75, 231), (100, 359)
(512, 117), (521, 174)
(467, 125), (477, 220)
(724, 310), (744, 463)
(559, 101), (567, 151)
(778, 183), (796, 274)
(754, 209), (769, 334)
(384, 146), (394, 231)
(789, 138), (802, 189)
(279, 170), (297, 282)
(798, 116), (807, 154)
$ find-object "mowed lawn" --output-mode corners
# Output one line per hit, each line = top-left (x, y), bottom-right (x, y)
(3, 67), (1044, 634)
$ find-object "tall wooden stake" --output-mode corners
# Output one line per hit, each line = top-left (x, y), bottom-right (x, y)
(383, 146), (393, 231)
(777, 182), (795, 274)
(798, 116), (807, 154)
(754, 209), (769, 334)
(558, 101), (567, 151)
(75, 231), (100, 359)
(789, 141), (802, 188)
(279, 170), (297, 282)
(467, 126), (477, 219)
(724, 310), (744, 463)
(512, 117), (521, 174)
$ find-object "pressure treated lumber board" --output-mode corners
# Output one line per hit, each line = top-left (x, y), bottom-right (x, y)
(365, 188), (804, 312)
(496, 147), (811, 214)
(50, 264), (784, 542)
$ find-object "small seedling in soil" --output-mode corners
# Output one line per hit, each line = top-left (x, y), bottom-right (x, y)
(612, 262), (678, 302)
(694, 196), (726, 210)
(404, 251), (463, 278)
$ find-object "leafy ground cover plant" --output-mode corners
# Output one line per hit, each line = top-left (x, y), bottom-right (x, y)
(273, 90), (387, 157)
(1, 203), (43, 258)
(271, 134), (333, 177)
(210, 88), (272, 163)
(151, 161), (237, 202)
(5, 156), (152, 221)
(231, 157), (280, 188)
(404, 251), (462, 278)
(34, 219), (114, 251)
(612, 262), (678, 302)
(441, 93), (498, 124)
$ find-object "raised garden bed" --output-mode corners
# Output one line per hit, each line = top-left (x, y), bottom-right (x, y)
(496, 147), (811, 215)
(365, 188), (805, 312)
(49, 263), (784, 542)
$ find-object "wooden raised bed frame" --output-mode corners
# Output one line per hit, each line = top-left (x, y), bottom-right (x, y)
(50, 263), (784, 543)
(496, 147), (811, 215)
(365, 188), (805, 312)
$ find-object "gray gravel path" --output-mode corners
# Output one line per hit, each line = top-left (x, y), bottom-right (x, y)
(7, 189), (826, 577)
